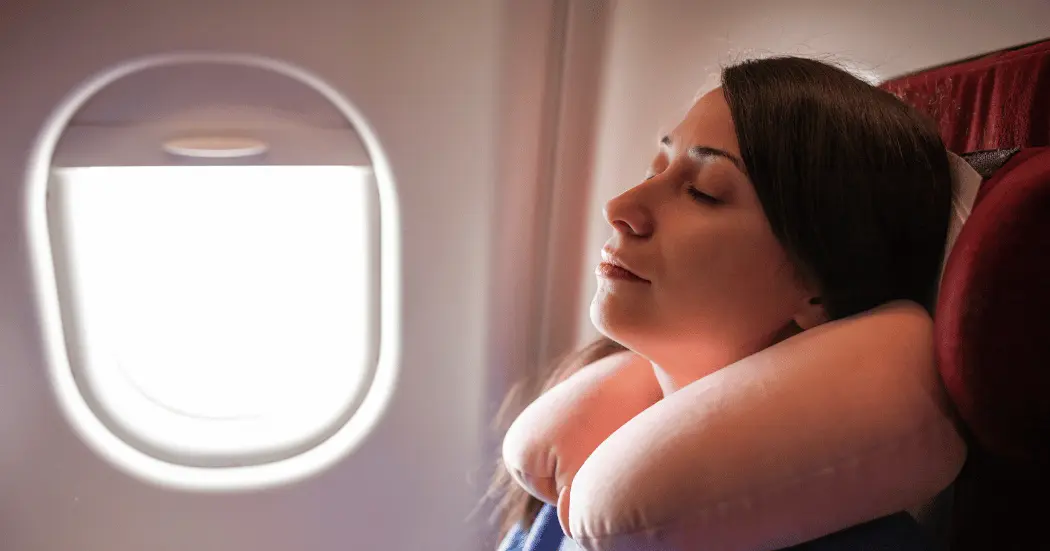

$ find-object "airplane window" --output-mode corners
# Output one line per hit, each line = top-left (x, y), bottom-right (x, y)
(29, 56), (400, 489)
(48, 165), (375, 466)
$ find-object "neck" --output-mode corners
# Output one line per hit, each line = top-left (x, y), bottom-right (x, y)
(649, 320), (802, 396)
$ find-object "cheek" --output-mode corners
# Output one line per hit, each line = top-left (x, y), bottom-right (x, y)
(659, 218), (801, 324)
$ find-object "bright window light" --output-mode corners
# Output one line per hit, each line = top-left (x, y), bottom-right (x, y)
(48, 165), (376, 466)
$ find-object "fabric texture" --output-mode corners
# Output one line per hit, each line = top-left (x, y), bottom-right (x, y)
(935, 146), (1050, 551)
(879, 39), (1050, 152)
(786, 512), (933, 551)
(881, 36), (1050, 551)
(503, 504), (933, 551)
(499, 505), (573, 551)
(959, 148), (1021, 179)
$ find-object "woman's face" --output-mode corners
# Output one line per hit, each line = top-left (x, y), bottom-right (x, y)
(590, 88), (818, 386)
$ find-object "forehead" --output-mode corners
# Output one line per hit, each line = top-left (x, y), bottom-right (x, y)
(664, 88), (740, 157)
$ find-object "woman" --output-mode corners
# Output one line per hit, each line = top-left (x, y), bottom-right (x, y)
(489, 54), (952, 551)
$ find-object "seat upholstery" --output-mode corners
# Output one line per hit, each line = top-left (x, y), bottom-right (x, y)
(935, 146), (1050, 551)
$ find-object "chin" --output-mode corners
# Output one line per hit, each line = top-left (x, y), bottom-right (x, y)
(590, 289), (645, 351)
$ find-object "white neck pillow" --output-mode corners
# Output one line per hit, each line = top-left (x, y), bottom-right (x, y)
(503, 300), (967, 551)
(502, 350), (664, 505)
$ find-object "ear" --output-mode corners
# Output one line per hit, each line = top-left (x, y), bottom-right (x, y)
(794, 296), (828, 330)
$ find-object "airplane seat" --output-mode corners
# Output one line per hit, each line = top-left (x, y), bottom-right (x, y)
(934, 145), (1050, 551)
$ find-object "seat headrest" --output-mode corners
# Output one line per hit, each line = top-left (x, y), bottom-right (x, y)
(937, 146), (1050, 471)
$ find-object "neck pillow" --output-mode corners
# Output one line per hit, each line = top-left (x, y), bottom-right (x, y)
(503, 302), (966, 551)
(502, 350), (664, 506)
(568, 301), (964, 550)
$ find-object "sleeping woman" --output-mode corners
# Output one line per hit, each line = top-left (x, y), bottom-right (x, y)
(489, 54), (955, 551)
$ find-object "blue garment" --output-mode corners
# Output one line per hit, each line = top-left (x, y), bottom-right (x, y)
(497, 504), (569, 551)
(787, 511), (933, 551)
(499, 504), (932, 551)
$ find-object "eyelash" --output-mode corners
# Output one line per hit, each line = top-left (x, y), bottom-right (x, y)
(645, 172), (720, 205)
(686, 185), (719, 204)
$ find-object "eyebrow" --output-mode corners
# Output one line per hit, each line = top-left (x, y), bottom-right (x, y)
(660, 135), (746, 174)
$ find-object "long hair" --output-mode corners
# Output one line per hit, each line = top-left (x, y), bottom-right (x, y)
(486, 337), (627, 543)
(720, 56), (952, 321)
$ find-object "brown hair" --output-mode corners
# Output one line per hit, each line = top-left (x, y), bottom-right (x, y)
(720, 56), (952, 320)
(486, 336), (627, 543)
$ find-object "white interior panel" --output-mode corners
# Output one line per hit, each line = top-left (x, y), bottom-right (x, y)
(68, 64), (352, 128)
(0, 1), (515, 550)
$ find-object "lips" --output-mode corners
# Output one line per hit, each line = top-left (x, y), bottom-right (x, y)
(596, 262), (648, 282)
(598, 247), (650, 283)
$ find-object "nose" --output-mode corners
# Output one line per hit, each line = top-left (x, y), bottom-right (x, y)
(603, 186), (653, 238)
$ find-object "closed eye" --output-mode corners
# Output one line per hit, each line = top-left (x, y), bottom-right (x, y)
(687, 185), (720, 204)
